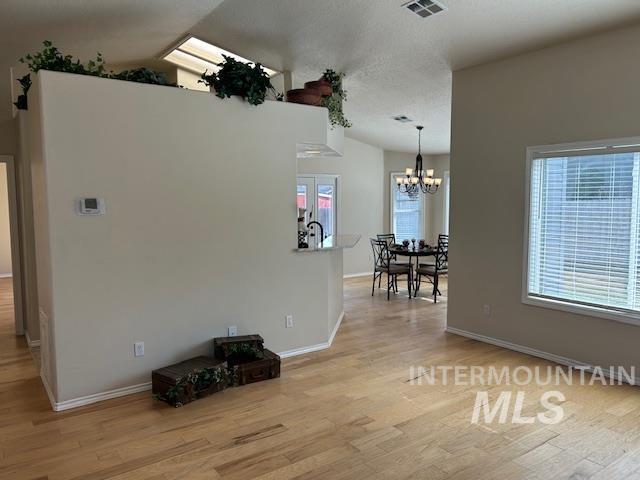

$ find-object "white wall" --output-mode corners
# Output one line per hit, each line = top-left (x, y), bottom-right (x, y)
(448, 24), (640, 371)
(298, 137), (384, 275)
(383, 150), (450, 244)
(30, 71), (345, 404)
(0, 163), (11, 276)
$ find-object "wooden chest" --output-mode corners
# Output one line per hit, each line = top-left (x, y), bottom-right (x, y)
(231, 349), (281, 386)
(213, 334), (264, 360)
(152, 356), (228, 407)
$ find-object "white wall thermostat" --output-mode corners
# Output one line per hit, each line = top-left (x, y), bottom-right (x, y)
(78, 197), (105, 215)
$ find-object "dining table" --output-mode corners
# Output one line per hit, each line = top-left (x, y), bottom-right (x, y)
(388, 244), (437, 295)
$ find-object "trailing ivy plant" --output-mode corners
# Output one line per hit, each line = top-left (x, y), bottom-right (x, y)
(321, 69), (351, 128)
(200, 55), (281, 106)
(226, 342), (265, 363)
(109, 68), (176, 87)
(159, 366), (231, 407)
(16, 41), (178, 109)
(13, 74), (31, 110)
(20, 40), (106, 77)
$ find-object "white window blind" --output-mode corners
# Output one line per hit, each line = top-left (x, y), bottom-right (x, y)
(391, 173), (424, 241)
(527, 149), (640, 316)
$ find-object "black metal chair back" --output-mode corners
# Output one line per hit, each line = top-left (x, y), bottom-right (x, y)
(377, 233), (396, 247)
(370, 238), (392, 270)
(435, 234), (448, 270)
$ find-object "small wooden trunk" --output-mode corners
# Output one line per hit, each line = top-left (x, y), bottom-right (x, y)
(213, 334), (264, 360)
(152, 356), (227, 407)
(231, 349), (281, 386)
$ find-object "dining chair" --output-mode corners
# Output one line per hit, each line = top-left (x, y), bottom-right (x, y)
(370, 238), (413, 300)
(414, 234), (448, 302)
(377, 233), (411, 268)
(419, 233), (449, 268)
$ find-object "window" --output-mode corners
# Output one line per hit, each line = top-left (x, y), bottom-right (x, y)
(163, 36), (278, 77)
(390, 173), (424, 241)
(524, 138), (640, 324)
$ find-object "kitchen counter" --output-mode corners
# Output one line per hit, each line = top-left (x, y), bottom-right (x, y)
(295, 234), (361, 252)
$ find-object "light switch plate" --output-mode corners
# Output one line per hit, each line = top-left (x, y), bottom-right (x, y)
(228, 326), (238, 337)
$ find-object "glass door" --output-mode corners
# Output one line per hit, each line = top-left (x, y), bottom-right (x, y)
(315, 175), (337, 239)
(296, 175), (338, 243)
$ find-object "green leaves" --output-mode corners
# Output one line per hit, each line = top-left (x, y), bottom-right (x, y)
(109, 68), (176, 86)
(160, 366), (231, 406)
(13, 74), (31, 110)
(200, 55), (278, 106)
(20, 40), (106, 77)
(226, 342), (264, 361)
(16, 41), (178, 110)
(321, 69), (351, 128)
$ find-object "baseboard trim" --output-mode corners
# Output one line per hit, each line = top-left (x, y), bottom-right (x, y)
(329, 310), (345, 345)
(344, 272), (372, 279)
(25, 331), (41, 348)
(445, 326), (640, 386)
(42, 311), (347, 411)
(0, 273), (12, 278)
(277, 342), (331, 359)
(43, 375), (152, 412)
(278, 310), (345, 359)
(40, 373), (57, 410)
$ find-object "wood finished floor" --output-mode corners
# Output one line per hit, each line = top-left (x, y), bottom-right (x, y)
(1, 276), (640, 479)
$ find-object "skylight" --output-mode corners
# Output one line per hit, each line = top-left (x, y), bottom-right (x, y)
(162, 36), (278, 77)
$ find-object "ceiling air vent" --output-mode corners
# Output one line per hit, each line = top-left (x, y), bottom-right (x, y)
(393, 115), (413, 123)
(403, 0), (446, 18)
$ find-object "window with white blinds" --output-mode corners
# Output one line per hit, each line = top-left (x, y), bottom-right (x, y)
(525, 140), (640, 322)
(391, 173), (424, 241)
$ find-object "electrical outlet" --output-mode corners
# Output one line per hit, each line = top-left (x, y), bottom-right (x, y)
(286, 315), (294, 328)
(483, 304), (491, 317)
(134, 341), (144, 357)
(228, 325), (238, 337)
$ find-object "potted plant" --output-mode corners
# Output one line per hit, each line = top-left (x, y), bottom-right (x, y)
(321, 69), (352, 128)
(200, 55), (281, 106)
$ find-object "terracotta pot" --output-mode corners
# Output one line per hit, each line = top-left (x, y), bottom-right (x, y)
(304, 78), (332, 97)
(286, 88), (322, 106)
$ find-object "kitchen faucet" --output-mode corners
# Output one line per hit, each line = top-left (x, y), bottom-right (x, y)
(306, 221), (324, 246)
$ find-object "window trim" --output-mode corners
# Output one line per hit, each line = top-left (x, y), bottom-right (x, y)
(522, 136), (640, 328)
(389, 172), (426, 241)
(443, 170), (450, 235)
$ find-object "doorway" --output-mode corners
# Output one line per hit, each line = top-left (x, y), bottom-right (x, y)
(0, 155), (24, 337)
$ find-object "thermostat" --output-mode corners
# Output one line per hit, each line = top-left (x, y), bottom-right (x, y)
(78, 197), (105, 215)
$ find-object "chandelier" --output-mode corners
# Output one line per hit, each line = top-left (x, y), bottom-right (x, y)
(396, 126), (442, 196)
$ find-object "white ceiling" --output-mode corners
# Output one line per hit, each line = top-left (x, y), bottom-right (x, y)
(2, 0), (640, 153)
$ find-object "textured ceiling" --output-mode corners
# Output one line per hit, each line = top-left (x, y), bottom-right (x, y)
(1, 0), (640, 153)
(189, 0), (640, 153)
